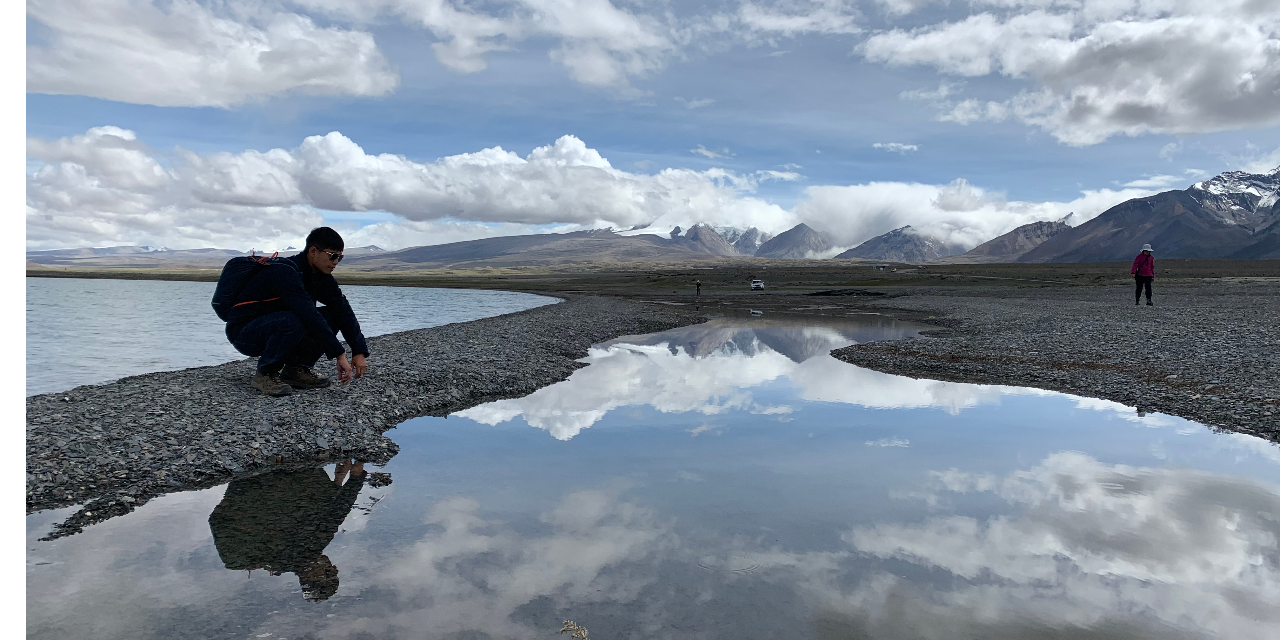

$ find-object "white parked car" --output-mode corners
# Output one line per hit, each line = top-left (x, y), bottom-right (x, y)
(750, 279), (765, 290)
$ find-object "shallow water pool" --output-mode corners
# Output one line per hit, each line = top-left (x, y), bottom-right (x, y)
(26, 316), (1280, 639)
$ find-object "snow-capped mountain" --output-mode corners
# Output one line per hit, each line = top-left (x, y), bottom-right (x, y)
(1021, 166), (1280, 262)
(1186, 166), (1280, 229)
(713, 226), (773, 255)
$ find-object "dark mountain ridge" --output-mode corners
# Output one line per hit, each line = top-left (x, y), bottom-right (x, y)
(945, 219), (1072, 263)
(754, 223), (832, 258)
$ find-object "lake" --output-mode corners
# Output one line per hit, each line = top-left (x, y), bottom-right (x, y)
(26, 315), (1280, 639)
(25, 277), (559, 396)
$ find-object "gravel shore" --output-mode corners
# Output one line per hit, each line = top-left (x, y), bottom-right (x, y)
(26, 296), (704, 538)
(832, 282), (1280, 439)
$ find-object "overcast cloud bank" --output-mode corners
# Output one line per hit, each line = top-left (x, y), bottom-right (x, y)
(27, 126), (1156, 251)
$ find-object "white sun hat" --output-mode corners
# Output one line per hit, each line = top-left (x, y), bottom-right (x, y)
(1142, 244), (1153, 252)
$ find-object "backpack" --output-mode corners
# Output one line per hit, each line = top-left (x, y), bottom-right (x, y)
(211, 252), (295, 321)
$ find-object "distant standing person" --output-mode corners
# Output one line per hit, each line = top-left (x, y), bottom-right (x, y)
(695, 279), (702, 296)
(1131, 243), (1155, 306)
(221, 227), (369, 396)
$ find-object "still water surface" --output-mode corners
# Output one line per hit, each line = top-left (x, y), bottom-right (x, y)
(25, 277), (558, 396)
(27, 316), (1280, 639)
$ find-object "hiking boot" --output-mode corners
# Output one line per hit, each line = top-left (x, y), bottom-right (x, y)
(1146, 301), (1154, 306)
(281, 365), (331, 389)
(253, 371), (293, 397)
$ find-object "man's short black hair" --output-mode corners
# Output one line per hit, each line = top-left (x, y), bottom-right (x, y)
(305, 227), (344, 252)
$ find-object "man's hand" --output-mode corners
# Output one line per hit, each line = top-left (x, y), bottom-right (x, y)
(352, 354), (367, 379)
(336, 353), (353, 384)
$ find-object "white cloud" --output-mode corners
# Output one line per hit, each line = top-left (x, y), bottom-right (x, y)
(862, 0), (1280, 145)
(1122, 174), (1186, 189)
(1228, 143), (1280, 175)
(794, 178), (1152, 249)
(737, 0), (863, 37)
(26, 127), (795, 250)
(937, 98), (1009, 125)
(674, 96), (716, 109)
(865, 438), (910, 447)
(1159, 141), (1183, 160)
(690, 144), (734, 159)
(27, 0), (398, 107)
(873, 0), (948, 17)
(872, 142), (919, 153)
(899, 81), (963, 102)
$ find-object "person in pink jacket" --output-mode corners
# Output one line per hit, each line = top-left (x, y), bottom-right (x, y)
(1131, 244), (1155, 306)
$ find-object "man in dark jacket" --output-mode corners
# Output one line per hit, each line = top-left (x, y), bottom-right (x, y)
(226, 227), (369, 396)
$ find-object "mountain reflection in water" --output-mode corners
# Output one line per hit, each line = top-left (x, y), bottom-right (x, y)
(26, 317), (1280, 640)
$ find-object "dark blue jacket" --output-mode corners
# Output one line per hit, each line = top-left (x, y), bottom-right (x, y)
(225, 253), (369, 359)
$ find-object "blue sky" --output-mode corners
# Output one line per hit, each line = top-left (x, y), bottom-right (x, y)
(24, 0), (1280, 252)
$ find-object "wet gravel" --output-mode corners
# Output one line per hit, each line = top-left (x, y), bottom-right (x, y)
(26, 296), (703, 538)
(832, 282), (1280, 439)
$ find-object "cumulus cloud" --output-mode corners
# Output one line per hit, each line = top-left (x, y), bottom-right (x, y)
(26, 126), (796, 250)
(795, 177), (1151, 249)
(26, 126), (325, 251)
(863, 0), (1280, 144)
(27, 0), (398, 107)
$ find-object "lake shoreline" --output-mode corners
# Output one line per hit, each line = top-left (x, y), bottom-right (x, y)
(831, 283), (1280, 440)
(25, 296), (705, 538)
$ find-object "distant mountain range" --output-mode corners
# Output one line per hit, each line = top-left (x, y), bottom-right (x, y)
(344, 224), (830, 269)
(835, 225), (966, 262)
(26, 167), (1280, 268)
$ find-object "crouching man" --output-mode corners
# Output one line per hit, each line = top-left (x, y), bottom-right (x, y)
(225, 227), (369, 396)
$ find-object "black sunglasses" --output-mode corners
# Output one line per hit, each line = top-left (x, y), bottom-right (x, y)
(321, 250), (344, 263)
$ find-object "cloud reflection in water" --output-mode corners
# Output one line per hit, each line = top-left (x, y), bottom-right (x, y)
(457, 317), (1163, 440)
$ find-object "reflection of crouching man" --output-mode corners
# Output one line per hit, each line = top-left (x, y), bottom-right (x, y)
(208, 461), (366, 601)
(225, 227), (369, 396)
